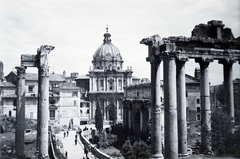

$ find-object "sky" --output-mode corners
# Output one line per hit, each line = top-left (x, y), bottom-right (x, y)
(0, 0), (239, 85)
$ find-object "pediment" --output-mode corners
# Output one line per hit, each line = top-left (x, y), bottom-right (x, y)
(185, 74), (200, 83)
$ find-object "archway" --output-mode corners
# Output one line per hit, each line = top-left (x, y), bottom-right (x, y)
(134, 111), (141, 139)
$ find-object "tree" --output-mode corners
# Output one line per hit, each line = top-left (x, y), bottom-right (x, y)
(95, 98), (103, 133)
(211, 108), (240, 157)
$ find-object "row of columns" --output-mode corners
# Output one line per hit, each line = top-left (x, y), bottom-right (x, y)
(141, 35), (236, 159)
(89, 75), (132, 92)
(15, 45), (54, 158)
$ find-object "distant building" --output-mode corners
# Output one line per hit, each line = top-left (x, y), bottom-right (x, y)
(76, 29), (140, 124)
(1, 70), (91, 127)
(122, 69), (201, 144)
(0, 80), (16, 116)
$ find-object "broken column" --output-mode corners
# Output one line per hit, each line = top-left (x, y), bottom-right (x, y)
(140, 35), (163, 158)
(195, 58), (213, 154)
(163, 43), (178, 159)
(219, 59), (236, 132)
(36, 45), (54, 158)
(176, 57), (188, 158)
(15, 66), (26, 157)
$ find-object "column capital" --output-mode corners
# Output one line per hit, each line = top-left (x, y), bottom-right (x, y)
(37, 45), (54, 77)
(140, 35), (164, 64)
(218, 58), (236, 66)
(15, 66), (26, 79)
(195, 57), (213, 69)
(176, 56), (189, 63)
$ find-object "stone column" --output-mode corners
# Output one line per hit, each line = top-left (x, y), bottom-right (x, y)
(15, 66), (26, 157)
(195, 58), (213, 154)
(164, 53), (178, 159)
(93, 77), (96, 91)
(37, 45), (54, 158)
(103, 76), (106, 91)
(219, 59), (235, 128)
(140, 34), (163, 159)
(89, 76), (92, 91)
(116, 77), (119, 91)
(176, 58), (188, 158)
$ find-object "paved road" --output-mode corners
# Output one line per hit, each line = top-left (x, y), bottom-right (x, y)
(56, 130), (90, 159)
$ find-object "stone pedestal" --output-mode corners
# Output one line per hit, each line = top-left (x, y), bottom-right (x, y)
(15, 66), (26, 157)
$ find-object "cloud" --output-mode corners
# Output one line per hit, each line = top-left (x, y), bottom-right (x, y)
(0, 0), (239, 85)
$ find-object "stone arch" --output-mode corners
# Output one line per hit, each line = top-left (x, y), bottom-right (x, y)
(134, 110), (141, 139)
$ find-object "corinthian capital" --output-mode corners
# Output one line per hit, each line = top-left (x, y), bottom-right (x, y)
(37, 45), (54, 68)
(15, 66), (26, 79)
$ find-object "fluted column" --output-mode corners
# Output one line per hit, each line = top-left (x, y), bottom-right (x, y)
(219, 59), (235, 129)
(140, 34), (163, 159)
(164, 54), (178, 159)
(37, 45), (54, 158)
(15, 66), (26, 157)
(176, 58), (188, 158)
(195, 58), (213, 154)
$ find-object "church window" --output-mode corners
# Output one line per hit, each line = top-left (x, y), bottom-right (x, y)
(74, 100), (77, 105)
(100, 79), (104, 90)
(50, 110), (55, 120)
(118, 79), (122, 89)
(30, 112), (33, 119)
(28, 85), (34, 93)
(197, 107), (200, 113)
(87, 109), (89, 114)
(13, 99), (17, 106)
(196, 98), (200, 104)
(72, 91), (78, 97)
(196, 113), (201, 121)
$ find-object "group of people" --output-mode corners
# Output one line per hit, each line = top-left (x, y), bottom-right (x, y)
(63, 130), (69, 138)
(63, 129), (79, 145)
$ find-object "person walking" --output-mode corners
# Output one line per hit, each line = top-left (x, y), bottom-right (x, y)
(63, 131), (66, 138)
(65, 151), (68, 158)
(75, 138), (77, 145)
(67, 130), (69, 137)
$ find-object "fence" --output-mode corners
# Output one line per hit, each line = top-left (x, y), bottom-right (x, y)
(80, 132), (112, 159)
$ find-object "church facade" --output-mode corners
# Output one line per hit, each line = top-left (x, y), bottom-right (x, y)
(87, 29), (137, 123)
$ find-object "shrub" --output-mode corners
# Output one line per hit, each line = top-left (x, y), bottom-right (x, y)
(122, 139), (150, 159)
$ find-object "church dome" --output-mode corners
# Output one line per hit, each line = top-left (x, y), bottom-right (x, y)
(92, 28), (123, 70)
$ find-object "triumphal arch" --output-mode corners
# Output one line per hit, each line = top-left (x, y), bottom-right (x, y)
(141, 20), (240, 158)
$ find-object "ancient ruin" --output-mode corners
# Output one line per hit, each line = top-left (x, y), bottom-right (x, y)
(140, 20), (240, 158)
(15, 45), (54, 158)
